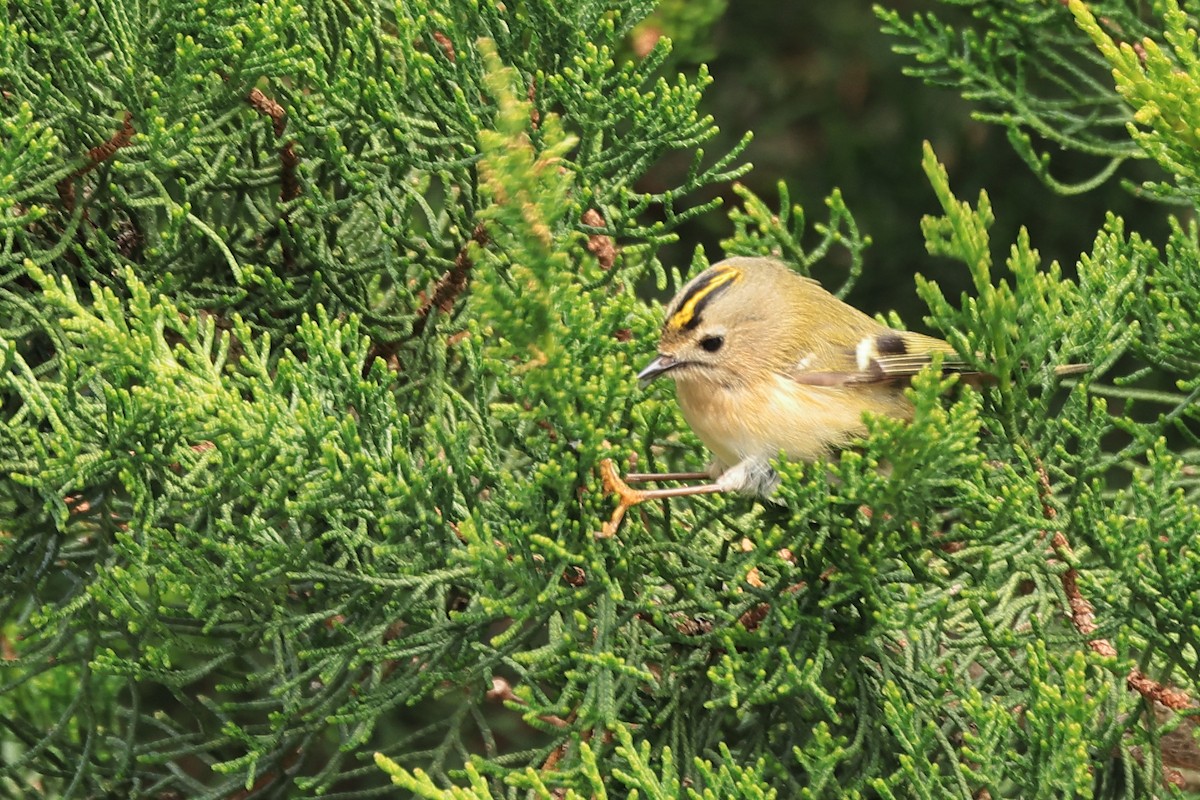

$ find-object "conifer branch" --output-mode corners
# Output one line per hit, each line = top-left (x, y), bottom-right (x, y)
(55, 110), (135, 213)
(10, 0), (1200, 795)
(364, 222), (487, 371)
(581, 208), (616, 269)
(420, 223), (488, 321)
(225, 747), (303, 800)
(1034, 458), (1194, 712)
(245, 88), (301, 203)
(246, 87), (300, 271)
(487, 677), (570, 729)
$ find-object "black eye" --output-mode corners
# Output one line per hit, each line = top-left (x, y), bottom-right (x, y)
(700, 335), (724, 353)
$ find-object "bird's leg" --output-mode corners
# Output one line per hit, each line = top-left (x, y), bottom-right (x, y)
(623, 470), (713, 483)
(598, 458), (726, 538)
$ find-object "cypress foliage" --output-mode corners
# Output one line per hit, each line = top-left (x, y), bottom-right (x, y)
(1, 1), (1198, 798)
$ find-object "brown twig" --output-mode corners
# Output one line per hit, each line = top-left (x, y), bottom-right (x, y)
(85, 111), (136, 165)
(489, 673), (581, 776)
(279, 140), (300, 204)
(245, 87), (302, 206)
(581, 208), (616, 269)
(539, 726), (611, 776)
(425, 224), (487, 318)
(527, 78), (540, 128)
(1051, 533), (1117, 660)
(1033, 454), (1200, 785)
(364, 211), (485, 373)
(1125, 672), (1196, 712)
(57, 111), (136, 213)
(487, 677), (570, 730)
(738, 603), (770, 631)
(1033, 460), (1196, 713)
(431, 31), (456, 62)
(246, 87), (301, 270)
(247, 88), (287, 137)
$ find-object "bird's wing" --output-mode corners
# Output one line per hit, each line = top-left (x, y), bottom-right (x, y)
(786, 330), (978, 387)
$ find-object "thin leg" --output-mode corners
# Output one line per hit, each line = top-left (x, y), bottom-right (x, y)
(624, 471), (712, 483)
(598, 459), (726, 538)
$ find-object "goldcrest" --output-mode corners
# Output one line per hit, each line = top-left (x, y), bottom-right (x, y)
(598, 255), (1083, 535)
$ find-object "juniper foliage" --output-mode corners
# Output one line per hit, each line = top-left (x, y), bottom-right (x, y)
(2, 0), (1199, 798)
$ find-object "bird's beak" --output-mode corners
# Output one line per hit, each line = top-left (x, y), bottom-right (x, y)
(637, 354), (678, 385)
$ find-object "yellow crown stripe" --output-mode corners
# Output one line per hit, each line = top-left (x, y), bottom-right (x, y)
(668, 266), (742, 330)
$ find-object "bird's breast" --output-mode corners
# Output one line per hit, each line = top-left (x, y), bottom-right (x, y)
(675, 373), (911, 468)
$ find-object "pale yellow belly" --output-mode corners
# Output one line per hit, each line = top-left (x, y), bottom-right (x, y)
(675, 374), (910, 469)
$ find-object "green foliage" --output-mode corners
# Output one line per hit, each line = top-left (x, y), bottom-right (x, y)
(1068, 0), (1200, 200)
(5, 0), (1200, 798)
(377, 723), (777, 799)
(0, 0), (747, 795)
(876, 0), (1153, 195)
(722, 181), (871, 301)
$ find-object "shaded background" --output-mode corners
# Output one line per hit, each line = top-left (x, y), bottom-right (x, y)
(645, 1), (1169, 329)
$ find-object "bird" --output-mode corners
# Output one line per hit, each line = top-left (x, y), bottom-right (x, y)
(598, 256), (1085, 536)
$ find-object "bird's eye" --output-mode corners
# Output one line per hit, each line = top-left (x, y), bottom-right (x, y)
(700, 335), (724, 353)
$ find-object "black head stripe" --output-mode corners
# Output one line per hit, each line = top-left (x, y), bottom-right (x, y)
(666, 266), (742, 331)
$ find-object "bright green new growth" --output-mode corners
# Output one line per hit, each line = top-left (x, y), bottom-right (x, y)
(3, 0), (1200, 798)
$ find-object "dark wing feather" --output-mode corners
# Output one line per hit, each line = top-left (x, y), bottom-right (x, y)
(787, 330), (980, 387)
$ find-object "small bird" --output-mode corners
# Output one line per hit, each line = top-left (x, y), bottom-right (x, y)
(599, 256), (1084, 536)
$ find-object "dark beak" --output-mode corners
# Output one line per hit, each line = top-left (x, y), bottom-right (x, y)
(637, 354), (678, 385)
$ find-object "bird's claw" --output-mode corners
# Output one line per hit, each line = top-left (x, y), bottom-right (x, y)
(598, 458), (644, 538)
